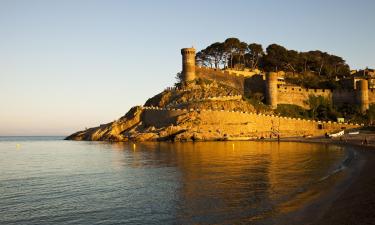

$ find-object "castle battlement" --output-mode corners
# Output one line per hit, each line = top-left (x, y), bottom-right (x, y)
(140, 106), (360, 138)
(277, 85), (331, 94)
(196, 66), (252, 78)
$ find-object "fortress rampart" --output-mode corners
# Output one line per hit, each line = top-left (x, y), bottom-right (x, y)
(332, 90), (357, 106)
(277, 86), (332, 108)
(142, 107), (360, 137)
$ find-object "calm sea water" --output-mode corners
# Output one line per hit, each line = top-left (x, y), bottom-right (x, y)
(0, 137), (348, 225)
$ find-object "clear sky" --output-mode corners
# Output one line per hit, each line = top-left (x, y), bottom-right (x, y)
(0, 0), (374, 136)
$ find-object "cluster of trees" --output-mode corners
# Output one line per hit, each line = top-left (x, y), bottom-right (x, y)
(196, 38), (264, 70)
(196, 38), (351, 87)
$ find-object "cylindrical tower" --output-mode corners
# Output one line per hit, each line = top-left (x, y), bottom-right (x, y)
(357, 79), (369, 112)
(181, 47), (196, 83)
(265, 72), (278, 109)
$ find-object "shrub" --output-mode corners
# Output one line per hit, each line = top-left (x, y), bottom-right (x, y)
(275, 104), (309, 119)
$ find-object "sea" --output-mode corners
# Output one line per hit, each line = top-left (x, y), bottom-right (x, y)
(0, 136), (352, 225)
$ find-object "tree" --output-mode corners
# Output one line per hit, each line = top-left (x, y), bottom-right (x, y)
(367, 104), (375, 125)
(196, 42), (226, 69)
(246, 43), (264, 69)
(224, 38), (241, 68)
(304, 95), (324, 119)
(207, 42), (226, 69)
(196, 38), (351, 89)
(261, 44), (288, 72)
(304, 95), (334, 120)
(237, 41), (248, 68)
(174, 72), (183, 85)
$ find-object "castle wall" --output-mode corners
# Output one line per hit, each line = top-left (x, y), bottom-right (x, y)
(277, 86), (332, 108)
(142, 107), (360, 137)
(244, 74), (265, 95)
(142, 108), (185, 128)
(196, 67), (246, 93)
(368, 89), (375, 105)
(332, 90), (357, 106)
(223, 69), (260, 77)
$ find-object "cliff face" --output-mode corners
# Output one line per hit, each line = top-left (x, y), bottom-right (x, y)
(65, 106), (144, 141)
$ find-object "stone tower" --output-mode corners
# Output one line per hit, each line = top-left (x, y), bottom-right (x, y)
(357, 79), (369, 112)
(181, 47), (196, 83)
(265, 72), (278, 109)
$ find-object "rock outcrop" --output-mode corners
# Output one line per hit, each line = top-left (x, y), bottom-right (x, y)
(65, 106), (144, 141)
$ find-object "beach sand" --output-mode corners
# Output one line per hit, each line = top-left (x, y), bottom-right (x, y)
(278, 131), (375, 225)
(313, 149), (375, 225)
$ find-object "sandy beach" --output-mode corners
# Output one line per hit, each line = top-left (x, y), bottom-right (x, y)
(278, 130), (375, 225)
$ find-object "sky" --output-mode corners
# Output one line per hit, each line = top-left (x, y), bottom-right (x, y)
(0, 0), (374, 136)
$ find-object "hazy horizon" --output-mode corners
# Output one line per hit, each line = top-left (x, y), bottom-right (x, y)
(1, 0), (374, 136)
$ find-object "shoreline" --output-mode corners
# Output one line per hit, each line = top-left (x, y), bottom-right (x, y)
(274, 133), (375, 225)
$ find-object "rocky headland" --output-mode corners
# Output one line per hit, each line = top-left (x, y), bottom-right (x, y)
(66, 45), (364, 142)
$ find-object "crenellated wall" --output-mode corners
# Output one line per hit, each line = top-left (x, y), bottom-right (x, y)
(277, 85), (332, 108)
(141, 107), (360, 137)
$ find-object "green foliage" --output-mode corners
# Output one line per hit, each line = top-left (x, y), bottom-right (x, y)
(243, 93), (270, 113)
(367, 104), (375, 124)
(351, 104), (375, 125)
(196, 38), (264, 70)
(324, 103), (375, 125)
(196, 38), (351, 89)
(336, 103), (360, 118)
(174, 72), (183, 87)
(246, 43), (264, 69)
(275, 104), (309, 119)
(194, 78), (213, 86)
(304, 95), (337, 120)
(284, 72), (340, 89)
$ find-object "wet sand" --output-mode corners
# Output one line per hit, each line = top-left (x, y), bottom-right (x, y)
(313, 149), (375, 225)
(280, 131), (375, 225)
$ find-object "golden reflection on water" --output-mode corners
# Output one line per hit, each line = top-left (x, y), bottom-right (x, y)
(0, 139), (347, 224)
(106, 141), (344, 223)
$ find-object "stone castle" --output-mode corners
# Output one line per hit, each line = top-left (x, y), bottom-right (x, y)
(64, 47), (363, 142)
(181, 48), (372, 113)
